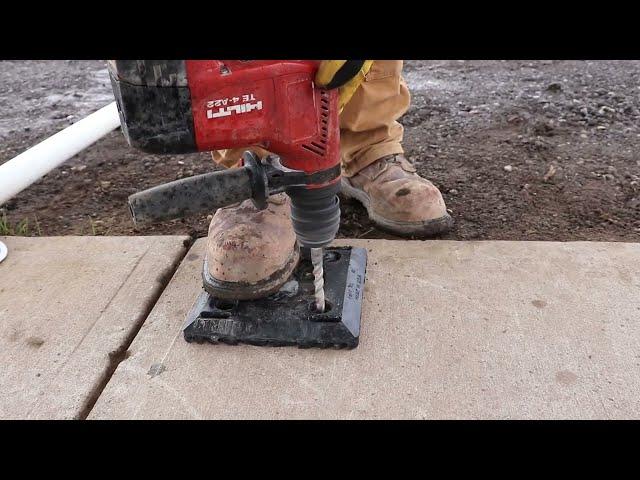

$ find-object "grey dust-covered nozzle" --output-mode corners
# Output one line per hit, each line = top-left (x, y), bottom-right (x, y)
(108, 60), (197, 154)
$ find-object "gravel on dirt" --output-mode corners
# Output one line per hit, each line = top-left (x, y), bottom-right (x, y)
(1, 60), (638, 241)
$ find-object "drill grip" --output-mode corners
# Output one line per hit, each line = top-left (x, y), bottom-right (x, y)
(128, 167), (254, 225)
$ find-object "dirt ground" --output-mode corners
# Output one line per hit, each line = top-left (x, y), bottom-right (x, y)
(1, 60), (638, 241)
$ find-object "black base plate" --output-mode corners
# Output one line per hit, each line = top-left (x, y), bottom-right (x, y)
(183, 247), (367, 349)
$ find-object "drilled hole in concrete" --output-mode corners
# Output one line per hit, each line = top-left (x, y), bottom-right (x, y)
(324, 251), (341, 262)
(214, 299), (236, 311)
(201, 310), (231, 319)
(309, 300), (333, 313)
(299, 264), (314, 280)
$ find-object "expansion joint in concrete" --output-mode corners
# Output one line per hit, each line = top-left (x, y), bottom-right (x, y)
(77, 238), (193, 419)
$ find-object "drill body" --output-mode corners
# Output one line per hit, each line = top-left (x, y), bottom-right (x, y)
(111, 60), (343, 311)
(110, 60), (342, 250)
(110, 60), (340, 175)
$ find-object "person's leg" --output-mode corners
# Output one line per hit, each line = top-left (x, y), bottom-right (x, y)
(339, 60), (408, 177)
(339, 60), (453, 236)
(211, 146), (271, 169)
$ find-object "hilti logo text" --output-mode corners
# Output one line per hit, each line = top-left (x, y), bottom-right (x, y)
(207, 101), (263, 119)
(206, 93), (262, 119)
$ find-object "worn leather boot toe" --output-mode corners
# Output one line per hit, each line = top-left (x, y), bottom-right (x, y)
(203, 193), (299, 300)
(341, 154), (453, 237)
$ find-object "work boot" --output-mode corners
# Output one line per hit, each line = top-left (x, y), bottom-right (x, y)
(203, 193), (299, 300)
(341, 154), (453, 237)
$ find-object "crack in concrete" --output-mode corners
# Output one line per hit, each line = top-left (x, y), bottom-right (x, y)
(77, 238), (193, 420)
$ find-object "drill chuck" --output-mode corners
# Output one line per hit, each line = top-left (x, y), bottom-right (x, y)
(287, 183), (341, 249)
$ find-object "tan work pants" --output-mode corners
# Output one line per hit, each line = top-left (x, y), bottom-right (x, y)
(211, 60), (410, 177)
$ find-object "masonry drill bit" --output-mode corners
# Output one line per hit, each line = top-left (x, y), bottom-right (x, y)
(310, 247), (325, 312)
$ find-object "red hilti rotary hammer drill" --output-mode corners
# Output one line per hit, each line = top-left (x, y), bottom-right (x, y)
(109, 60), (366, 348)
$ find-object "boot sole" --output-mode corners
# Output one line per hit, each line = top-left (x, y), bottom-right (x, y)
(202, 247), (300, 301)
(341, 178), (454, 237)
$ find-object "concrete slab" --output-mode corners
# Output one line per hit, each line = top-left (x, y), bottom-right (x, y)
(89, 239), (640, 419)
(0, 235), (188, 419)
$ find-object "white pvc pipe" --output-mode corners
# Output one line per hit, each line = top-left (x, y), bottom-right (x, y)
(0, 240), (7, 263)
(0, 101), (121, 205)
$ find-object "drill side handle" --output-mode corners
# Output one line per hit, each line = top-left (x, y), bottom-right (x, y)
(127, 151), (341, 226)
(128, 167), (256, 225)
